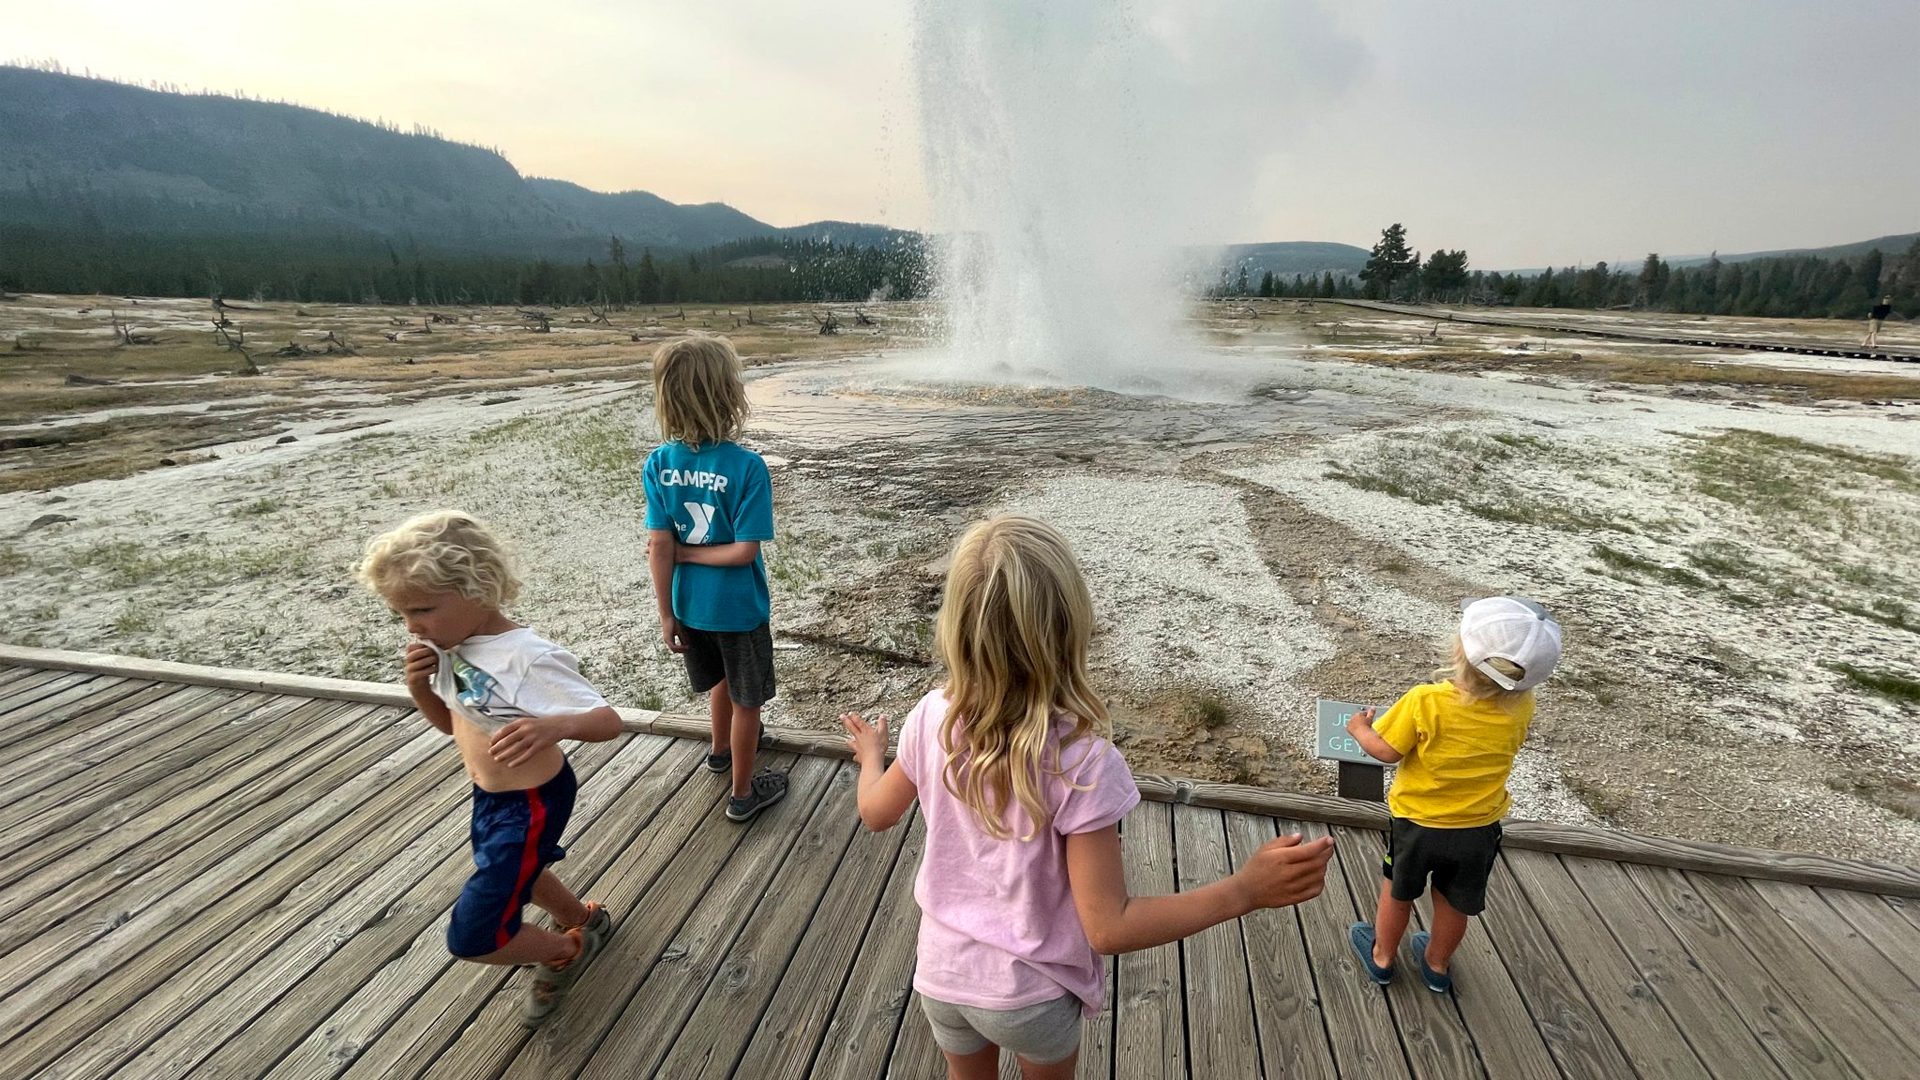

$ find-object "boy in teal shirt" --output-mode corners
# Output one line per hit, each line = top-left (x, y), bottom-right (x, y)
(644, 335), (785, 823)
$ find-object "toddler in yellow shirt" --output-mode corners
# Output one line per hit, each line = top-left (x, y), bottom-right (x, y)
(1343, 596), (1563, 993)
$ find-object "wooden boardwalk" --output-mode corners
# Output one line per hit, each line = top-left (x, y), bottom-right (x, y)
(0, 649), (1917, 1080)
(1326, 298), (1920, 363)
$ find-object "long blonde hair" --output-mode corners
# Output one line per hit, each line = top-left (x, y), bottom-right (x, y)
(1443, 637), (1530, 705)
(935, 515), (1109, 841)
(652, 335), (748, 448)
(356, 510), (520, 609)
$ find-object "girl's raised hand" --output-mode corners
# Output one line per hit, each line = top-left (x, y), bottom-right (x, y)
(840, 711), (888, 768)
(1233, 832), (1335, 911)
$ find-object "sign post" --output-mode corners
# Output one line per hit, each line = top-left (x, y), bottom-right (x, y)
(1314, 699), (1389, 803)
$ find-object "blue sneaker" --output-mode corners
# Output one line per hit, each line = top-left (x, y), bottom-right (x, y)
(1411, 931), (1452, 993)
(1349, 922), (1394, 985)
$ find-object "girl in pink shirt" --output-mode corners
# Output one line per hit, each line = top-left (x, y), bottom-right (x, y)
(843, 514), (1335, 1080)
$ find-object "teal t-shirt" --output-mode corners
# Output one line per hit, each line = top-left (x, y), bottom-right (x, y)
(643, 440), (773, 632)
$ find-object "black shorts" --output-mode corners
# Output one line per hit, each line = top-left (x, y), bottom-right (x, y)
(682, 621), (776, 709)
(1382, 816), (1502, 917)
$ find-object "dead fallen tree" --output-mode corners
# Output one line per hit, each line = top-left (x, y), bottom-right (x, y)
(812, 311), (841, 335)
(111, 311), (160, 346)
(517, 309), (552, 333)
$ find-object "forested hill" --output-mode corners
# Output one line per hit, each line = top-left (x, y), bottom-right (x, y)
(0, 66), (903, 257)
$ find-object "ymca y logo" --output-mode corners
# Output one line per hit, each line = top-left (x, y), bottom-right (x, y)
(682, 502), (717, 544)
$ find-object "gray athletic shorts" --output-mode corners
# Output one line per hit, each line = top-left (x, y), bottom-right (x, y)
(681, 622), (776, 709)
(919, 994), (1081, 1064)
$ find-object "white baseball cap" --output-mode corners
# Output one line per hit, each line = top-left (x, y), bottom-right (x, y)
(1459, 596), (1562, 692)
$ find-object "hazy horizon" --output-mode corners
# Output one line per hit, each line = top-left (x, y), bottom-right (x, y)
(7, 0), (1917, 269)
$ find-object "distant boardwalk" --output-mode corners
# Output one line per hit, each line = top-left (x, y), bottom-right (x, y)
(0, 646), (1916, 1079)
(1335, 298), (1920, 363)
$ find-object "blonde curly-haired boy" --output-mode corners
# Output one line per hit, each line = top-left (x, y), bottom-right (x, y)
(358, 510), (621, 1027)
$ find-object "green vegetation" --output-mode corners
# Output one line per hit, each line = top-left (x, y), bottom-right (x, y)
(1829, 663), (1920, 705)
(1324, 428), (1630, 534)
(1236, 215), (1920, 318)
(1592, 544), (1707, 588)
(230, 498), (282, 518)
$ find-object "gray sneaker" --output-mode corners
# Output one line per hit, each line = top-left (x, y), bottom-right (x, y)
(725, 770), (788, 823)
(521, 903), (615, 1028)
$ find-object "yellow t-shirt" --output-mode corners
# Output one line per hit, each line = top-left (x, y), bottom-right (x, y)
(1374, 681), (1533, 828)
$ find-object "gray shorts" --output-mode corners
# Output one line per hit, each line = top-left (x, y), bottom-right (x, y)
(919, 994), (1081, 1064)
(681, 621), (776, 709)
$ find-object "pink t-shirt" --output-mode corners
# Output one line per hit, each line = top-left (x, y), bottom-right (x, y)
(898, 688), (1140, 1015)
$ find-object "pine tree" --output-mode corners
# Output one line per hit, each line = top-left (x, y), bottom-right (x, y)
(608, 235), (631, 307)
(637, 248), (661, 304)
(1360, 224), (1416, 300)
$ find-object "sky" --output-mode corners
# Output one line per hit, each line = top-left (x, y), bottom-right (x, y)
(5, 0), (1916, 269)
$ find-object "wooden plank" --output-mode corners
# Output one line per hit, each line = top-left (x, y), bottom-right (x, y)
(0, 685), (256, 853)
(1113, 800), (1187, 1080)
(1327, 824), (1487, 1080)
(1612, 860), (1851, 1080)
(806, 815), (926, 1080)
(1886, 893), (1920, 935)
(655, 766), (903, 1080)
(265, 740), (710, 1080)
(0, 679), (183, 788)
(0, 644), (420, 709)
(0, 681), (222, 798)
(0, 675), (124, 740)
(0, 675), (149, 754)
(1172, 803), (1262, 1078)
(69, 734), (651, 1080)
(574, 759), (853, 1079)
(0, 721), (465, 1073)
(884, 991), (949, 1078)
(331, 751), (758, 1080)
(0, 687), (320, 866)
(1336, 825), (1560, 1080)
(0, 701), (405, 950)
(0, 693), (365, 959)
(0, 694), (374, 913)
(1685, 871), (1920, 1074)
(1223, 811), (1339, 1080)
(0, 715), (441, 1019)
(1560, 855), (1789, 1080)
(1500, 821), (1920, 900)
(1504, 851), (1713, 1080)
(480, 756), (838, 1080)
(1751, 879), (1920, 1049)
(1280, 818), (1413, 1080)
(0, 669), (89, 715)
(1814, 887), (1920, 994)
(10, 646), (1913, 894)
(1081, 954), (1115, 1080)
(1477, 855), (1639, 1079)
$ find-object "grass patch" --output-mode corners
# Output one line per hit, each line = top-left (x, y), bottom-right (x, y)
(230, 497), (282, 518)
(1326, 431), (1631, 534)
(1489, 431), (1554, 453)
(1592, 544), (1706, 588)
(0, 544), (27, 576)
(1684, 429), (1918, 527)
(1829, 663), (1920, 705)
(113, 606), (158, 635)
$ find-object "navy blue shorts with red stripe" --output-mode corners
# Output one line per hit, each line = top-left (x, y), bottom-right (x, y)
(447, 761), (577, 958)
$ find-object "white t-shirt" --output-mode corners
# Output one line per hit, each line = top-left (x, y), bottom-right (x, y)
(420, 627), (607, 733)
